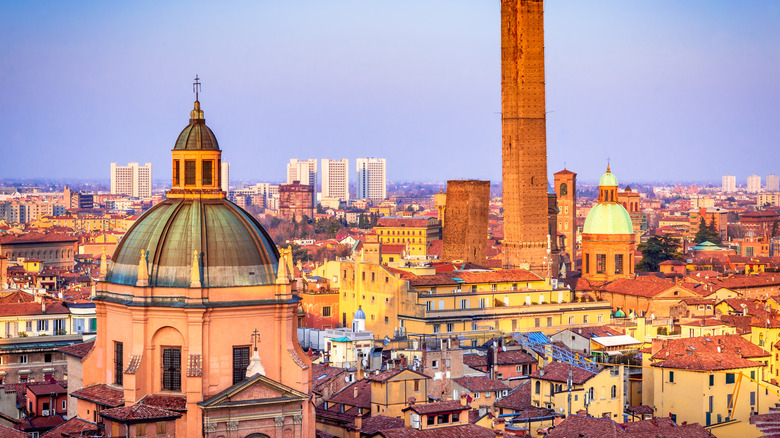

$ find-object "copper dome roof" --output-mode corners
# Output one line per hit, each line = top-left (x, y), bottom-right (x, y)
(106, 198), (279, 288)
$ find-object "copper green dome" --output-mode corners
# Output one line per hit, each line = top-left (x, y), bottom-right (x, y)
(173, 101), (220, 151)
(583, 203), (634, 235)
(106, 198), (279, 288)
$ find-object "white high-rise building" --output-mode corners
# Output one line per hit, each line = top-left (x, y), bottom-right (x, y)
(356, 158), (387, 201)
(321, 159), (349, 202)
(747, 174), (761, 193)
(221, 162), (230, 193)
(111, 162), (152, 198)
(767, 174), (779, 192)
(286, 159), (317, 187)
(722, 175), (736, 193)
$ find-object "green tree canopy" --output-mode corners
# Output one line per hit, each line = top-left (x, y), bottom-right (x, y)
(636, 234), (684, 272)
(693, 217), (722, 245)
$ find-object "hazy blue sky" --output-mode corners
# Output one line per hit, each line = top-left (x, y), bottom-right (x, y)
(1, 1), (778, 184)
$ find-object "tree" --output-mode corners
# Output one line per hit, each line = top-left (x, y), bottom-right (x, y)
(693, 217), (721, 245)
(636, 234), (684, 272)
(357, 213), (369, 229)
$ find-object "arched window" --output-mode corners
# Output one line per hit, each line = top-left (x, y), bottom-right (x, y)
(560, 183), (568, 196)
(535, 381), (541, 394)
(611, 385), (617, 398)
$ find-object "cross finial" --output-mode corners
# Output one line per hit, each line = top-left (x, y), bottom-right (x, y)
(606, 157), (611, 173)
(251, 329), (261, 351)
(193, 75), (201, 101)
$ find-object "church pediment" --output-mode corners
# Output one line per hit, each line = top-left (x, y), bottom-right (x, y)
(198, 373), (308, 409)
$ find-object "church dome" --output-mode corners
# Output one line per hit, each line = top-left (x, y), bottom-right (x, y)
(583, 203), (634, 235)
(106, 198), (279, 288)
(354, 306), (366, 320)
(583, 165), (633, 235)
(106, 86), (278, 288)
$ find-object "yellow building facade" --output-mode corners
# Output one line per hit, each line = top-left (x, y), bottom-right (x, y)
(314, 260), (612, 342)
(374, 217), (441, 257)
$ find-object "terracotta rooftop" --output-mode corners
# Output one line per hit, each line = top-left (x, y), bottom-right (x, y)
(462, 350), (536, 369)
(0, 232), (77, 244)
(19, 415), (66, 431)
(100, 403), (182, 424)
(58, 340), (94, 359)
(327, 379), (372, 409)
(359, 415), (405, 435)
(545, 415), (626, 437)
(530, 361), (597, 385)
(40, 417), (100, 438)
(374, 424), (497, 438)
(70, 383), (124, 408)
(651, 335), (768, 371)
(312, 363), (346, 395)
(493, 380), (532, 410)
(402, 400), (468, 415)
(452, 376), (509, 393)
(0, 300), (69, 317)
(139, 394), (187, 412)
(0, 424), (25, 438)
(26, 383), (66, 396)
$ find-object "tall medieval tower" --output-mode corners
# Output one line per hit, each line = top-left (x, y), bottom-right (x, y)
(501, 0), (549, 272)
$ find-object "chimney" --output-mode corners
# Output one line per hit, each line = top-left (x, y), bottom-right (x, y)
(407, 397), (416, 406)
(354, 412), (363, 430)
(42, 299), (46, 313)
(460, 393), (469, 406)
(353, 386), (359, 399)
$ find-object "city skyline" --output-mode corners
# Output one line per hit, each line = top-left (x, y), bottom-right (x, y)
(2, 1), (779, 183)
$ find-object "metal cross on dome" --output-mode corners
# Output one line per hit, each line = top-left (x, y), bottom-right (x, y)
(251, 329), (261, 350)
(193, 75), (201, 101)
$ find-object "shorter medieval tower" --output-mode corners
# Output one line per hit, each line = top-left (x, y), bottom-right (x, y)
(441, 180), (490, 264)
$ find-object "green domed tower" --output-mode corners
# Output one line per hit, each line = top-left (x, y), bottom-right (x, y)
(581, 166), (635, 282)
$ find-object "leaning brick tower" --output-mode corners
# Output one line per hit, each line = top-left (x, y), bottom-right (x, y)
(501, 0), (549, 273)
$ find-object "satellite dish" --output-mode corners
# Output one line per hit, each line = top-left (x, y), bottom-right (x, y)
(345, 362), (351, 369)
(345, 375), (351, 382)
(362, 358), (369, 368)
(384, 336), (391, 346)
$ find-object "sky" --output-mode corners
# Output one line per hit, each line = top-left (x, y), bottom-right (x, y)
(1, 1), (779, 185)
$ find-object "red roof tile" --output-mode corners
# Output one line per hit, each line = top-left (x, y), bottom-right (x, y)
(375, 424), (496, 438)
(70, 383), (124, 408)
(327, 379), (372, 409)
(100, 403), (182, 423)
(139, 394), (186, 412)
(40, 418), (100, 438)
(452, 376), (509, 393)
(545, 415), (626, 437)
(651, 335), (768, 371)
(493, 380), (532, 410)
(402, 400), (468, 415)
(58, 340), (94, 359)
(530, 362), (596, 385)
(360, 416), (405, 435)
(27, 383), (66, 396)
